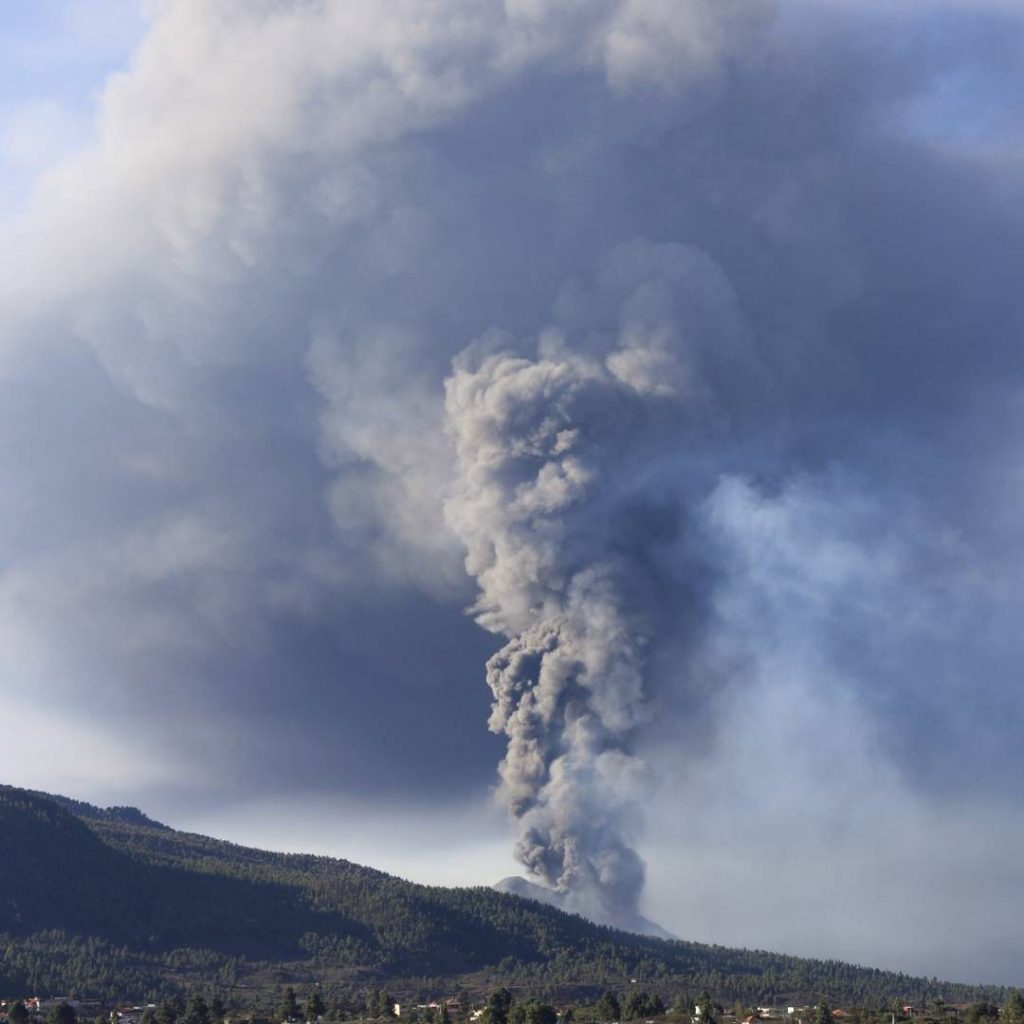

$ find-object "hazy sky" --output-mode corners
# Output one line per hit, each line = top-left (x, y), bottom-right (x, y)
(3, 0), (1024, 986)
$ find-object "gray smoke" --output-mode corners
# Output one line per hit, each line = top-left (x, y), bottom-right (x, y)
(444, 242), (747, 923)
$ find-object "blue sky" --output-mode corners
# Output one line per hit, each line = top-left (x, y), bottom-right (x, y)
(0, 0), (144, 213)
(3, 0), (1024, 985)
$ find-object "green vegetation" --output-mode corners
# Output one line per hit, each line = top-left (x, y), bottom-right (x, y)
(0, 786), (1016, 1009)
(4, 983), (1024, 1024)
(595, 993), (620, 1022)
(46, 1004), (77, 1024)
(483, 989), (514, 1024)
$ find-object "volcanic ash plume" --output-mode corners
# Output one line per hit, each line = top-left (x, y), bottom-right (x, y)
(444, 314), (695, 926)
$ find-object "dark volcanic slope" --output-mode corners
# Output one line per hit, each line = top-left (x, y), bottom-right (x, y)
(0, 786), (362, 960)
(0, 786), (1009, 1003)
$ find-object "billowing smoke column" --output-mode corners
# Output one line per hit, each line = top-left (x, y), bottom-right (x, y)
(444, 242), (750, 925)
(444, 241), (742, 925)
(444, 241), (749, 929)
(445, 343), (648, 922)
(444, 239), (749, 921)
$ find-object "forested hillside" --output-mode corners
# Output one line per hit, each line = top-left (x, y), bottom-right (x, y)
(0, 787), (1009, 1006)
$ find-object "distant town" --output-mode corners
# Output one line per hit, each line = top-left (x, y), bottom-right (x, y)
(2, 987), (1021, 1024)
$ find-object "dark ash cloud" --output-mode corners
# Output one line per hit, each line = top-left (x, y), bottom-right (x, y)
(1, 0), (1023, 980)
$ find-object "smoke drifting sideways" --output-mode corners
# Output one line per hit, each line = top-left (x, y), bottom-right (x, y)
(443, 241), (749, 928)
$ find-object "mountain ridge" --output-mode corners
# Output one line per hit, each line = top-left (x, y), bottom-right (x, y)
(0, 785), (1012, 1005)
(21, 788), (172, 830)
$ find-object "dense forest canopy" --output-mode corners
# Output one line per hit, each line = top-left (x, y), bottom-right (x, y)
(0, 787), (1011, 1008)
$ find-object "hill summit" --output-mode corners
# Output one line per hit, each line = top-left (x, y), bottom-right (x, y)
(492, 876), (675, 940)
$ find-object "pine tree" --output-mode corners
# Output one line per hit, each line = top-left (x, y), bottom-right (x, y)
(597, 994), (621, 1023)
(484, 991), (514, 1024)
(48, 1004), (77, 1024)
(698, 994), (716, 1024)
(281, 989), (301, 1023)
(307, 994), (326, 1022)
(1004, 993), (1024, 1024)
(184, 996), (210, 1024)
(523, 1002), (556, 1024)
